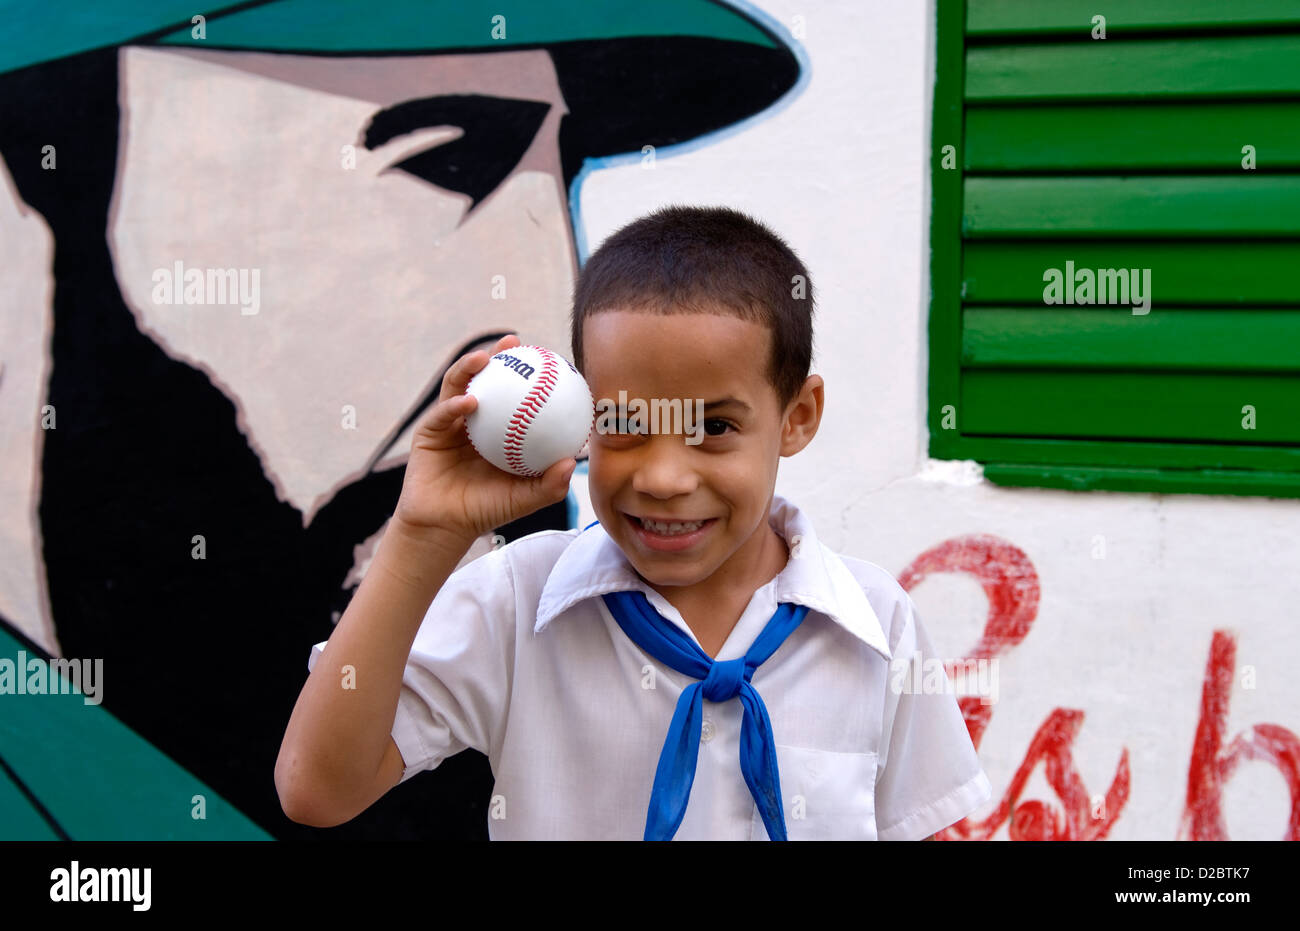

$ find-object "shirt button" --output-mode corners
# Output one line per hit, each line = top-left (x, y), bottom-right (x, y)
(700, 719), (716, 743)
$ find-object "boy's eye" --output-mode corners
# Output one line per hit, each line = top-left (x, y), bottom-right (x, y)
(603, 417), (641, 436)
(704, 418), (735, 436)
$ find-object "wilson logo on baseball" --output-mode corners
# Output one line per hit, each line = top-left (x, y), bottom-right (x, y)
(466, 345), (594, 477)
(491, 352), (536, 380)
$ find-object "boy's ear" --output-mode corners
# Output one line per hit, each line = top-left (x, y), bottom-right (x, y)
(779, 374), (824, 456)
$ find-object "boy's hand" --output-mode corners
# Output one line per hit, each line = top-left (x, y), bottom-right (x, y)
(393, 333), (578, 546)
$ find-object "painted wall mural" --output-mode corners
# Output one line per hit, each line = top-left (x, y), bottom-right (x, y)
(0, 1), (800, 839)
(5, 1), (1293, 843)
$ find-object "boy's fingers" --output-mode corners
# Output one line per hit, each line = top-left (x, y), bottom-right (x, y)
(439, 334), (520, 401)
(440, 351), (489, 400)
(422, 393), (475, 433)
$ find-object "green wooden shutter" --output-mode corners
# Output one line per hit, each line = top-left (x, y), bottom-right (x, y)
(929, 0), (1300, 498)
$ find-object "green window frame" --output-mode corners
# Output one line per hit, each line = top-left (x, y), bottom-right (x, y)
(928, 0), (1300, 498)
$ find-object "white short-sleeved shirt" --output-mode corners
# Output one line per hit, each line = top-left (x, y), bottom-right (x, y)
(308, 494), (992, 840)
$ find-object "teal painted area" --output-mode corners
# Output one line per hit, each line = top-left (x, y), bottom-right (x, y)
(0, 765), (59, 839)
(0, 0), (238, 72)
(2, 0), (773, 74)
(156, 0), (776, 53)
(0, 625), (271, 839)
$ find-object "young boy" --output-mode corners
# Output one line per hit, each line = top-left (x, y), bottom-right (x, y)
(276, 205), (992, 840)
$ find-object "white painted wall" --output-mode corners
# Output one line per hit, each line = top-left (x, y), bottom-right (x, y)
(571, 0), (1300, 840)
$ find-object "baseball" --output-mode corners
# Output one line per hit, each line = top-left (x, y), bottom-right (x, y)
(465, 344), (594, 477)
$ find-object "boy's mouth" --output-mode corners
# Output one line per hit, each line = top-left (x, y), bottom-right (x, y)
(624, 513), (718, 551)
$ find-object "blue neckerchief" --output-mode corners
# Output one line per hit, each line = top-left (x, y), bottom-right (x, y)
(601, 589), (808, 840)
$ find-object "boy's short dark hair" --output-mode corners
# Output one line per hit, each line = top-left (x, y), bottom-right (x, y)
(570, 204), (815, 411)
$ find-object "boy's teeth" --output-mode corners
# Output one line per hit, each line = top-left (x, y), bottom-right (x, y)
(639, 517), (705, 535)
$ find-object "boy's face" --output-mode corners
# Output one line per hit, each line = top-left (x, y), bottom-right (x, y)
(583, 309), (822, 600)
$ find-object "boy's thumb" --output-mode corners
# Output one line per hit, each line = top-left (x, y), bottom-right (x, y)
(546, 458), (577, 498)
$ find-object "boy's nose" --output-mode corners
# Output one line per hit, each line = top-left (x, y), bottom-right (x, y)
(629, 436), (699, 499)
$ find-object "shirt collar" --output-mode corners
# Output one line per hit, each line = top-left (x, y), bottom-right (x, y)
(535, 494), (892, 660)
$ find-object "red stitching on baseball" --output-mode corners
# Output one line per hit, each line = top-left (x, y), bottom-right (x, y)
(501, 346), (560, 476)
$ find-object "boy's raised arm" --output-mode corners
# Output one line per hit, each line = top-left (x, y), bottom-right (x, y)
(275, 518), (475, 826)
(274, 333), (577, 827)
